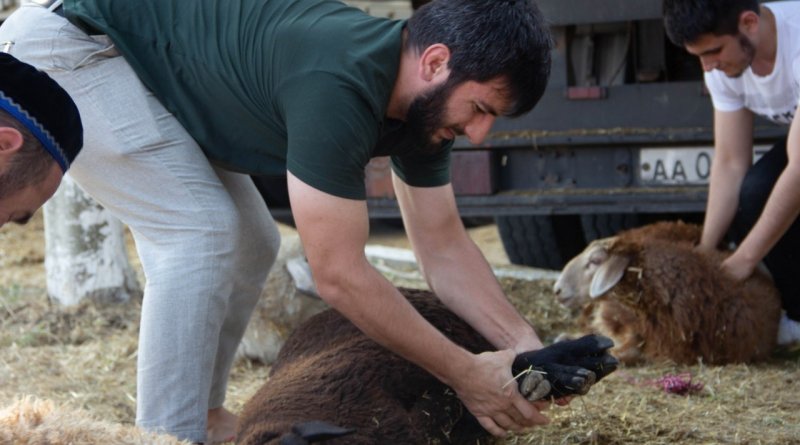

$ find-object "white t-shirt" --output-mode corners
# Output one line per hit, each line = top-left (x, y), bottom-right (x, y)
(705, 1), (800, 125)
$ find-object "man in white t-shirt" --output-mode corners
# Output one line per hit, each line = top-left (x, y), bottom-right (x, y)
(663, 0), (800, 345)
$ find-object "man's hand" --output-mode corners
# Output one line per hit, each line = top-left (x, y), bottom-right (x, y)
(512, 335), (618, 400)
(720, 252), (756, 282)
(694, 242), (717, 255)
(450, 349), (550, 437)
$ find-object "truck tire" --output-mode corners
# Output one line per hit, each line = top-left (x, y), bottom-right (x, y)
(496, 215), (586, 270)
(580, 213), (640, 243)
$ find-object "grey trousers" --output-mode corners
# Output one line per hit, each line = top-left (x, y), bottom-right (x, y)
(0, 5), (281, 442)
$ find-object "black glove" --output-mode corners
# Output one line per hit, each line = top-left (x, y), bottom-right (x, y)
(512, 334), (618, 400)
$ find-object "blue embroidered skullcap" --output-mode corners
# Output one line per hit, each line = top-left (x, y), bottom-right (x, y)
(0, 52), (82, 172)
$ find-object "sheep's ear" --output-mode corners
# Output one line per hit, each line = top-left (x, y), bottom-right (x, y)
(589, 254), (629, 298)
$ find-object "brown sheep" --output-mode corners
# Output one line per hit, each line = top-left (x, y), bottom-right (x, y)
(554, 221), (782, 365)
(236, 288), (617, 445)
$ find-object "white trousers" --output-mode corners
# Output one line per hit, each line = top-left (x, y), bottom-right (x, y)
(0, 5), (281, 442)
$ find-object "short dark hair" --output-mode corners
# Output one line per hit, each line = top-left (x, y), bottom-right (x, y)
(0, 109), (55, 199)
(663, 0), (760, 47)
(405, 0), (553, 117)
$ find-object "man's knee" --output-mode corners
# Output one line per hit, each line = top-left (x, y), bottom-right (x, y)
(240, 211), (281, 262)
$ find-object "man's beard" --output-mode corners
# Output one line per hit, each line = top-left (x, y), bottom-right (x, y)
(728, 33), (756, 78)
(403, 80), (456, 155)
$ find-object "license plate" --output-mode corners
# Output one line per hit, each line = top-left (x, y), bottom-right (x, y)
(639, 145), (770, 185)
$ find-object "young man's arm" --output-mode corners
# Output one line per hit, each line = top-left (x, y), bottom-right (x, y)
(287, 171), (549, 437)
(392, 172), (544, 354)
(700, 108), (754, 251)
(722, 104), (800, 280)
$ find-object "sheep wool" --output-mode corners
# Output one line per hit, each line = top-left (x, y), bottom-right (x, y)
(237, 288), (498, 445)
(0, 396), (190, 445)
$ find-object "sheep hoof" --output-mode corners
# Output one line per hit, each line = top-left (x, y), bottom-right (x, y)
(518, 370), (551, 401)
(530, 364), (597, 399)
(562, 366), (597, 396)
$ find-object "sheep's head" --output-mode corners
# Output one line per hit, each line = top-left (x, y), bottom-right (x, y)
(554, 237), (630, 308)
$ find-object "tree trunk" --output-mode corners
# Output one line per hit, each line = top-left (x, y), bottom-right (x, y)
(44, 175), (141, 306)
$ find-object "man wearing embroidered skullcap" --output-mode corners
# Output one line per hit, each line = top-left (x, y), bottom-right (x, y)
(0, 51), (82, 227)
(0, 1), (611, 443)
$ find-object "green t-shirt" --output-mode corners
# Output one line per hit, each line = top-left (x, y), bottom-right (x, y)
(64, 0), (452, 199)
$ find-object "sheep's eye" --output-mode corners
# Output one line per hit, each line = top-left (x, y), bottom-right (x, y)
(588, 249), (608, 266)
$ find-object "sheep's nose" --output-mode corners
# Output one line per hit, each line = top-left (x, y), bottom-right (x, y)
(553, 282), (573, 306)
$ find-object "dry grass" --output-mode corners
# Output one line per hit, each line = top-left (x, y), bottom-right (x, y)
(1, 214), (799, 444)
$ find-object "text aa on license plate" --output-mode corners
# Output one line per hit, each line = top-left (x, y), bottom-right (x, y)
(639, 146), (768, 185)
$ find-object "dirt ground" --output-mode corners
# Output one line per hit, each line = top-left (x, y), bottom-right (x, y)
(1, 213), (799, 444)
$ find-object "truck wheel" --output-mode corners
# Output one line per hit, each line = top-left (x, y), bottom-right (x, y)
(496, 215), (586, 270)
(580, 213), (640, 243)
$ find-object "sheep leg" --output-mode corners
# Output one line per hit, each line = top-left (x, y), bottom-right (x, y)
(515, 334), (618, 380)
(513, 334), (619, 399)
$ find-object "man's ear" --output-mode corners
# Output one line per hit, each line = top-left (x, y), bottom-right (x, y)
(418, 43), (451, 82)
(0, 127), (24, 160)
(738, 9), (760, 36)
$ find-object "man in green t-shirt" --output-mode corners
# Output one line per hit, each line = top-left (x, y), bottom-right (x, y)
(0, 0), (585, 443)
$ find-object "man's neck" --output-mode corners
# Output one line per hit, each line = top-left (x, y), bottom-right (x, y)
(752, 5), (778, 76)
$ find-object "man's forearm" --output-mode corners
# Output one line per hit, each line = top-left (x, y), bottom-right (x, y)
(392, 178), (541, 353)
(701, 159), (746, 248)
(703, 109), (754, 249)
(420, 234), (542, 353)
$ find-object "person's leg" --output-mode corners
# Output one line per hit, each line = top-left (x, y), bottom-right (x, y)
(206, 167), (281, 443)
(732, 137), (800, 325)
(732, 140), (788, 240)
(0, 6), (279, 442)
